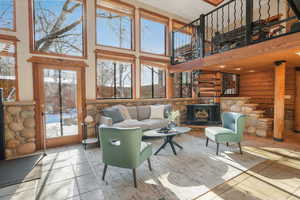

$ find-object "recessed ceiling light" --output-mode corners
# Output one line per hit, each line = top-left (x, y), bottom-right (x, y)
(235, 68), (241, 71)
(296, 51), (300, 56)
(219, 65), (225, 68)
(249, 70), (255, 73)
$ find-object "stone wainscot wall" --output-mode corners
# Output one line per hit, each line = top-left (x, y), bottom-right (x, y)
(4, 101), (36, 159)
(220, 97), (273, 137)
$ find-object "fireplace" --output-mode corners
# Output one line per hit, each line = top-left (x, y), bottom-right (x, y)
(186, 104), (221, 125)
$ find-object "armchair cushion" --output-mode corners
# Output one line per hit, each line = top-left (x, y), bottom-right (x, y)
(205, 127), (238, 143)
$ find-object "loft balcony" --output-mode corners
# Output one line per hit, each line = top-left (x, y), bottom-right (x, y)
(170, 0), (300, 70)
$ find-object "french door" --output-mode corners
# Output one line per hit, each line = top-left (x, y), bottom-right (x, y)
(34, 64), (85, 148)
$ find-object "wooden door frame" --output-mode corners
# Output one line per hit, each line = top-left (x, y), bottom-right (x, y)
(30, 57), (87, 149)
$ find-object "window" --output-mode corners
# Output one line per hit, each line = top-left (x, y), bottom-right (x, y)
(140, 10), (168, 55)
(173, 72), (192, 98)
(96, 0), (133, 49)
(32, 0), (85, 57)
(0, 39), (17, 101)
(96, 59), (132, 99)
(141, 64), (166, 98)
(222, 73), (240, 96)
(0, 0), (15, 31)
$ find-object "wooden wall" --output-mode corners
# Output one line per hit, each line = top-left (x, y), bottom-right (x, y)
(240, 70), (275, 117)
(239, 68), (296, 129)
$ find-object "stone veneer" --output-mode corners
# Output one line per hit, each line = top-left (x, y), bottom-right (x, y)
(220, 97), (273, 137)
(86, 98), (198, 137)
(4, 101), (36, 159)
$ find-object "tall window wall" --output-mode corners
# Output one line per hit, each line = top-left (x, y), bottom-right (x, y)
(31, 0), (85, 57)
(96, 0), (134, 49)
(0, 0), (193, 101)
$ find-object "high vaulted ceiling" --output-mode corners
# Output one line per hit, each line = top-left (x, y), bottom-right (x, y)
(136, 0), (230, 21)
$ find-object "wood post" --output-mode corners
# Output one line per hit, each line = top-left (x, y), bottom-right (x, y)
(273, 61), (286, 141)
(294, 67), (300, 133)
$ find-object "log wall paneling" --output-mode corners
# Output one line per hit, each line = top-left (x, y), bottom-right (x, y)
(294, 67), (300, 133)
(273, 61), (286, 141)
(240, 68), (296, 122)
(239, 70), (274, 117)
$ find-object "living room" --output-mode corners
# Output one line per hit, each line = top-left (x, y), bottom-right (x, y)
(0, 0), (300, 199)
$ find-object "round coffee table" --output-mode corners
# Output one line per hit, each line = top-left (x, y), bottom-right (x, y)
(143, 127), (191, 155)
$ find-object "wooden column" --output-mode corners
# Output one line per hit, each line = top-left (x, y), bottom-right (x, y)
(294, 67), (300, 133)
(273, 61), (286, 142)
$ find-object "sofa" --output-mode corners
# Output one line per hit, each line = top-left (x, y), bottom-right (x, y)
(100, 104), (172, 131)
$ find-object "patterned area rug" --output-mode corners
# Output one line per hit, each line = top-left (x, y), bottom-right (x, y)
(84, 134), (266, 200)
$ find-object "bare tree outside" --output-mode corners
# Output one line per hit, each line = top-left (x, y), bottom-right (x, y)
(96, 3), (133, 99)
(33, 0), (84, 56)
(0, 40), (16, 100)
(97, 60), (132, 99)
(0, 0), (14, 30)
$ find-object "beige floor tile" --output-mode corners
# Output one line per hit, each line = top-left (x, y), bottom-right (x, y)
(80, 190), (104, 200)
(36, 179), (79, 200)
(76, 174), (101, 194)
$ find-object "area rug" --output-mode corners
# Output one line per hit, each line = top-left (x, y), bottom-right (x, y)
(86, 134), (267, 200)
(0, 153), (45, 188)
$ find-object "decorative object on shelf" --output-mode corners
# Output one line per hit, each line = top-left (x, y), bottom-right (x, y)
(82, 115), (100, 150)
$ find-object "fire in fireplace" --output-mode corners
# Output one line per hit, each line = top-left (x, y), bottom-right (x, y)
(186, 104), (221, 125)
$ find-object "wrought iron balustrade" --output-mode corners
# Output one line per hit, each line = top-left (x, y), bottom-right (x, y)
(172, 0), (300, 65)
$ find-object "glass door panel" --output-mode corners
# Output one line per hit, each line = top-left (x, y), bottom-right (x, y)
(43, 69), (78, 139)
(61, 70), (78, 137)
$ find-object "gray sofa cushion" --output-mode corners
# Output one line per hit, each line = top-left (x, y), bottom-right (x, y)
(137, 106), (151, 121)
(126, 106), (137, 119)
(102, 107), (124, 123)
(113, 120), (149, 131)
(141, 119), (169, 130)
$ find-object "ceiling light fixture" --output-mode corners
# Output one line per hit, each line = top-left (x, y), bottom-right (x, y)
(296, 51), (300, 56)
(249, 70), (255, 73)
(219, 65), (225, 68)
(235, 68), (241, 71)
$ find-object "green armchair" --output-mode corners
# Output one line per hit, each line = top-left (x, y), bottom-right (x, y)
(205, 112), (246, 155)
(99, 126), (153, 188)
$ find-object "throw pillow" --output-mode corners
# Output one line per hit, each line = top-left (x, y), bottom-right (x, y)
(150, 105), (165, 119)
(102, 107), (124, 124)
(116, 105), (131, 120)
